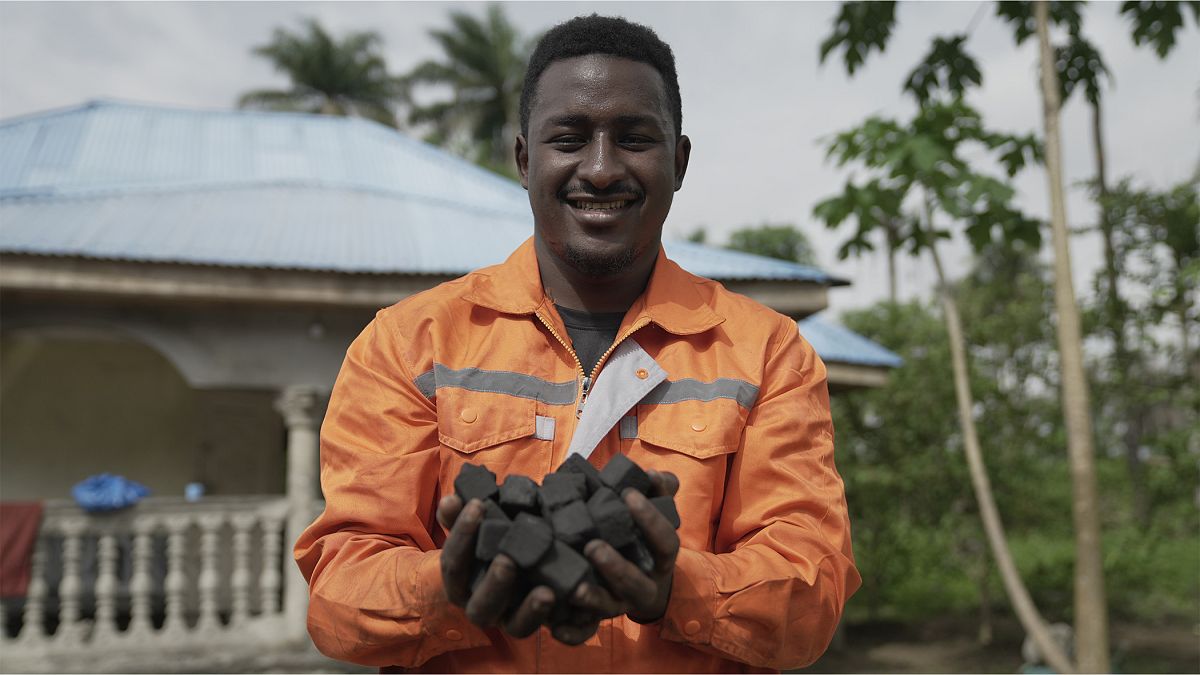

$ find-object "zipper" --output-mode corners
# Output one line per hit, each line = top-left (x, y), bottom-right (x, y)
(536, 311), (651, 420)
(534, 310), (587, 415)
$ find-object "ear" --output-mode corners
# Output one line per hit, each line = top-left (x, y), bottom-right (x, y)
(673, 135), (692, 191)
(515, 134), (530, 189)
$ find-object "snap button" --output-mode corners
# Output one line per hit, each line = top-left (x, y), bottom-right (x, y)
(691, 421), (706, 432)
(460, 408), (477, 423)
(446, 629), (463, 641)
(635, 368), (649, 380)
(683, 620), (701, 635)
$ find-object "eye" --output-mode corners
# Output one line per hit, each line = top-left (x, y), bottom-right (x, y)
(548, 135), (586, 150)
(620, 135), (658, 149)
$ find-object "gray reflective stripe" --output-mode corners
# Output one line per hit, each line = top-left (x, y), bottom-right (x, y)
(641, 378), (759, 409)
(413, 364), (577, 404)
(534, 415), (556, 441)
(619, 415), (638, 440)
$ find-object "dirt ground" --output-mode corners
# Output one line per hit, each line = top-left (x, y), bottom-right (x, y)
(797, 617), (1200, 674)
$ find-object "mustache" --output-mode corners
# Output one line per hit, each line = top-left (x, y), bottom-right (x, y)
(557, 183), (644, 201)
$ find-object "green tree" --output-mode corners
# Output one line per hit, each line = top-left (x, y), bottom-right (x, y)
(725, 224), (818, 265)
(238, 18), (402, 128)
(401, 5), (532, 178)
(819, 4), (1199, 669)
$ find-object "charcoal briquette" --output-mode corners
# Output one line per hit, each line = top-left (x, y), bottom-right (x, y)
(599, 453), (653, 497)
(536, 540), (591, 598)
(499, 474), (539, 515)
(556, 453), (604, 496)
(482, 499), (510, 522)
(649, 495), (680, 529)
(498, 512), (553, 569)
(549, 500), (598, 549)
(540, 472), (587, 513)
(454, 463), (498, 503)
(587, 489), (637, 548)
(475, 519), (511, 561)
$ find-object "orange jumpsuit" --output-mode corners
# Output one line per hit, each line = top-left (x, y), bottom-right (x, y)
(295, 239), (860, 672)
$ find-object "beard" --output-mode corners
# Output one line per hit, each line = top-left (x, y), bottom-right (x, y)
(561, 240), (642, 278)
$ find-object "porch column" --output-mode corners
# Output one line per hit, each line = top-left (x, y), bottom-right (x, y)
(275, 385), (321, 642)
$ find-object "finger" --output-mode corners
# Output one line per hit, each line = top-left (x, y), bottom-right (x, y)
(624, 490), (680, 573)
(502, 585), (555, 638)
(436, 494), (465, 530)
(440, 499), (483, 606)
(463, 554), (518, 626)
(645, 470), (680, 498)
(584, 539), (657, 604)
(550, 618), (600, 646)
(571, 580), (628, 618)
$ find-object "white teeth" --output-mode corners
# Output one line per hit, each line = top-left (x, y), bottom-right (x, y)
(573, 200), (628, 210)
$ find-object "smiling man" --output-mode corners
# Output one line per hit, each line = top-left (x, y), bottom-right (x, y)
(296, 14), (859, 673)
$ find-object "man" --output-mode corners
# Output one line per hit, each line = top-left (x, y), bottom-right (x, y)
(296, 14), (859, 673)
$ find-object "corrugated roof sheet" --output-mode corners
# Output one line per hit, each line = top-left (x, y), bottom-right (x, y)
(0, 101), (841, 282)
(798, 315), (903, 368)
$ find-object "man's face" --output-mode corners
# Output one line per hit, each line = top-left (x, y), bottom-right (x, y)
(517, 54), (690, 279)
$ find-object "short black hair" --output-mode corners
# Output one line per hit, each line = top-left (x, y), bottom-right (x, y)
(519, 14), (682, 138)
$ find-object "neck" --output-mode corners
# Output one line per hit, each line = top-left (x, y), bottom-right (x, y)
(534, 236), (657, 313)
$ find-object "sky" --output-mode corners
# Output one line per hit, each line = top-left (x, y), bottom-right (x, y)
(1, 1), (1197, 316)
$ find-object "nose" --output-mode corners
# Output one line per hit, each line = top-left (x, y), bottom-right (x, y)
(576, 135), (625, 190)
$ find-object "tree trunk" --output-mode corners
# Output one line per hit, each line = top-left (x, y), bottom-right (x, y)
(1035, 3), (1111, 671)
(927, 238), (1075, 675)
(1091, 97), (1150, 528)
(886, 219), (899, 303)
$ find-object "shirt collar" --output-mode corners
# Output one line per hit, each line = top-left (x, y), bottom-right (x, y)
(465, 237), (724, 336)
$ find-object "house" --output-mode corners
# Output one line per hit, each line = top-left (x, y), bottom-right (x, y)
(0, 101), (898, 672)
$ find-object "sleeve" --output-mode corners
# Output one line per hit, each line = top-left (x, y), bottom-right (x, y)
(293, 312), (491, 668)
(656, 318), (861, 669)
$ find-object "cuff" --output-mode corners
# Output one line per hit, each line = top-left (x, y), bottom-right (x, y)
(657, 548), (717, 647)
(412, 550), (491, 652)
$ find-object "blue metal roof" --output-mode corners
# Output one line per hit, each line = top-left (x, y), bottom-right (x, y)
(798, 315), (903, 368)
(0, 100), (841, 283)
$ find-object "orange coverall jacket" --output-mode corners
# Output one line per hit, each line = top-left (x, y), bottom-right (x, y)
(295, 238), (860, 673)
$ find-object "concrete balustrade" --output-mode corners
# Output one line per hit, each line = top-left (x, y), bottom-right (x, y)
(0, 496), (315, 668)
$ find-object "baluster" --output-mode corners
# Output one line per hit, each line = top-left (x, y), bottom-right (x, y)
(161, 515), (191, 636)
(195, 513), (224, 632)
(259, 514), (283, 615)
(92, 530), (120, 641)
(17, 534), (47, 643)
(126, 517), (156, 636)
(229, 513), (256, 625)
(56, 518), (87, 643)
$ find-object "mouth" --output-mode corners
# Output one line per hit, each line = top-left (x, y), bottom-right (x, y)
(568, 199), (633, 211)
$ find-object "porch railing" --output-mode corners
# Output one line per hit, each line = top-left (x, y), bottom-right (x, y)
(1, 496), (313, 665)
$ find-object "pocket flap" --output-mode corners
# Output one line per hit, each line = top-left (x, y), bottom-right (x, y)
(637, 398), (747, 459)
(437, 389), (536, 454)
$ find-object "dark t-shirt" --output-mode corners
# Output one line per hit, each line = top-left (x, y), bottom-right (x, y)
(556, 305), (624, 376)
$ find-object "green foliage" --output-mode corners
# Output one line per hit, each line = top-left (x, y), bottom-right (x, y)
(834, 247), (1200, 626)
(1054, 35), (1110, 106)
(994, 1), (1086, 45)
(401, 5), (532, 177)
(239, 18), (402, 127)
(904, 35), (982, 104)
(818, 1), (897, 75)
(1120, 0), (1200, 58)
(724, 224), (818, 265)
(813, 98), (1042, 260)
(685, 227), (707, 244)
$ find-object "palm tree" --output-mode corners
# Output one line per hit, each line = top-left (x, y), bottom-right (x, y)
(401, 5), (531, 177)
(239, 18), (402, 128)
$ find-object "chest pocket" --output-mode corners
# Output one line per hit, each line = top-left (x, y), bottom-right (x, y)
(437, 388), (536, 454)
(636, 397), (749, 459)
